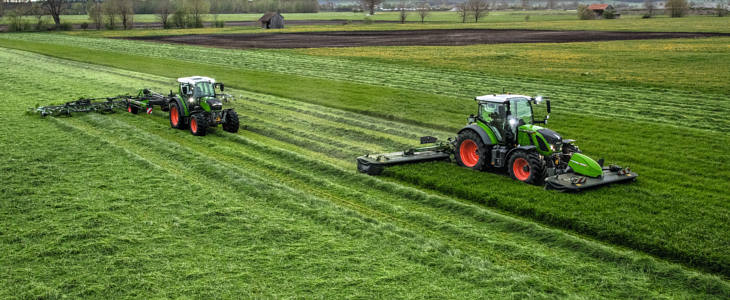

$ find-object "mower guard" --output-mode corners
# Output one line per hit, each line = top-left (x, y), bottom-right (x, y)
(544, 167), (638, 192)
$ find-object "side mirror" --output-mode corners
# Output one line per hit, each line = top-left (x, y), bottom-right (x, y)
(219, 83), (225, 92)
(546, 100), (551, 114)
(467, 114), (476, 124)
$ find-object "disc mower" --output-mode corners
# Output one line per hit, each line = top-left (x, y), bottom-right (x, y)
(357, 94), (637, 192)
(31, 76), (239, 136)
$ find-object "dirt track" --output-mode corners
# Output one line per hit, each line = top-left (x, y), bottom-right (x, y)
(125, 29), (728, 49)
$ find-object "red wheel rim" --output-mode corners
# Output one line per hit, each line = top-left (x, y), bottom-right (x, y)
(513, 158), (530, 181)
(459, 139), (479, 167)
(190, 118), (197, 133)
(128, 106), (132, 113)
(170, 107), (179, 126)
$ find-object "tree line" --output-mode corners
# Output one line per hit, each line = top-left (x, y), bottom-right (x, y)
(1, 0), (319, 31)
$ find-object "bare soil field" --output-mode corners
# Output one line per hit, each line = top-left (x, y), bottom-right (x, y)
(124, 29), (728, 48)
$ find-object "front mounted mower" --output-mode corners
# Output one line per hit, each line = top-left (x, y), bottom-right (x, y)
(357, 94), (637, 192)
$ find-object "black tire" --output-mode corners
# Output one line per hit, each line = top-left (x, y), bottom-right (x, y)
(455, 130), (489, 170)
(507, 151), (546, 185)
(189, 113), (207, 136)
(223, 110), (239, 133)
(128, 105), (138, 114)
(169, 103), (187, 129)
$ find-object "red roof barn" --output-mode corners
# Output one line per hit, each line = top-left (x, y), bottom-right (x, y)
(587, 4), (618, 18)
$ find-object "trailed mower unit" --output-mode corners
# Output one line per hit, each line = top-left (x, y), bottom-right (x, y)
(357, 94), (637, 192)
(32, 76), (239, 136)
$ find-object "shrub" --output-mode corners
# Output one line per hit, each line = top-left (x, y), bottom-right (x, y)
(666, 0), (689, 17)
(363, 16), (373, 24)
(642, 13), (652, 18)
(603, 8), (616, 19)
(577, 5), (595, 20)
(214, 20), (225, 28)
(56, 22), (73, 31)
(34, 19), (48, 31)
(80, 22), (89, 30)
(171, 9), (187, 28)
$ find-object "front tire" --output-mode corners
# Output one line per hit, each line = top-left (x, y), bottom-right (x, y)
(508, 151), (546, 185)
(455, 130), (489, 170)
(189, 113), (207, 136)
(223, 110), (239, 133)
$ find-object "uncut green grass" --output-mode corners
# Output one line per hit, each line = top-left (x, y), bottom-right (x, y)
(5, 49), (730, 298)
(1, 33), (729, 276)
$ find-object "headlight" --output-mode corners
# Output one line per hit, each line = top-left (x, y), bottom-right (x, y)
(188, 97), (195, 104)
(550, 144), (555, 151)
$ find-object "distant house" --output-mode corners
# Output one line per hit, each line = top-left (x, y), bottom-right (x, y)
(587, 4), (619, 18)
(259, 12), (285, 29)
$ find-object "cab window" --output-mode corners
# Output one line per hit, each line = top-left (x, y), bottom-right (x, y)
(195, 82), (215, 98)
(509, 97), (532, 126)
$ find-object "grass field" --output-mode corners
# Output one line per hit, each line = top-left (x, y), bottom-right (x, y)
(1, 20), (729, 296)
(5, 47), (730, 298)
(1, 32), (730, 276)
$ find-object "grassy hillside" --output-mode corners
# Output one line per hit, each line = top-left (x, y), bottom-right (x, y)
(0, 33), (729, 278)
(4, 48), (729, 298)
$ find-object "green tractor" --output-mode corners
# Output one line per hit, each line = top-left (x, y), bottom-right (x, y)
(357, 94), (637, 192)
(167, 76), (239, 136)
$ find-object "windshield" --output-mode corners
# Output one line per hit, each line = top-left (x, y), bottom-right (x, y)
(509, 97), (532, 126)
(194, 82), (215, 98)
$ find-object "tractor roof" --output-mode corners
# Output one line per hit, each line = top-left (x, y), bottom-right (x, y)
(177, 76), (216, 85)
(475, 94), (531, 103)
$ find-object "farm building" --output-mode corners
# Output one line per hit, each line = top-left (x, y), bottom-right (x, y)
(259, 12), (285, 29)
(587, 4), (620, 18)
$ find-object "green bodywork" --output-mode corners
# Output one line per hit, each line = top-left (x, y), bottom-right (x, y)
(199, 97), (212, 112)
(475, 119), (498, 144)
(568, 153), (603, 177)
(474, 119), (555, 156)
(517, 124), (554, 156)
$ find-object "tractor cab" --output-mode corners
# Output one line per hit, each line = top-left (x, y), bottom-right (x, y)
(177, 76), (226, 112)
(473, 94), (550, 145)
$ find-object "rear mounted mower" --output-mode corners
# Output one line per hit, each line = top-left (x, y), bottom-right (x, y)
(357, 94), (637, 192)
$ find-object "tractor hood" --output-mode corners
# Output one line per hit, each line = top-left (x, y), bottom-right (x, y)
(206, 98), (223, 111)
(537, 128), (562, 145)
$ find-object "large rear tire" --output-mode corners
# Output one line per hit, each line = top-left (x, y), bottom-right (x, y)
(169, 103), (187, 130)
(222, 110), (239, 133)
(508, 151), (546, 185)
(455, 130), (488, 170)
(189, 113), (207, 136)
